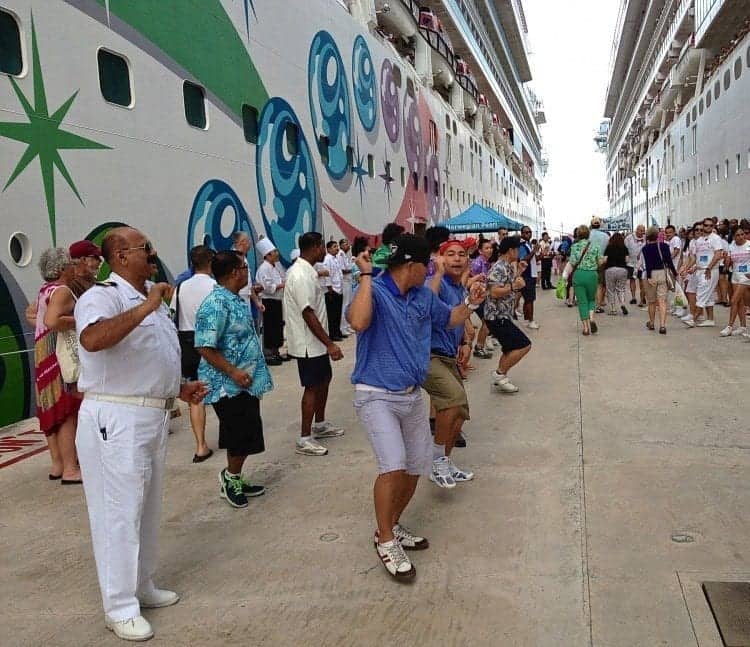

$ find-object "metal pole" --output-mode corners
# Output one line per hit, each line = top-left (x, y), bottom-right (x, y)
(629, 176), (634, 232)
(645, 179), (649, 226)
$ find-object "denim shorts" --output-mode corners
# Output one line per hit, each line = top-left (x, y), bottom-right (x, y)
(353, 389), (431, 476)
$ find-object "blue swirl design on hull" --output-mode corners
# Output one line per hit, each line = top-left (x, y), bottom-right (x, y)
(256, 98), (319, 266)
(352, 35), (377, 132)
(308, 31), (352, 180)
(187, 180), (259, 276)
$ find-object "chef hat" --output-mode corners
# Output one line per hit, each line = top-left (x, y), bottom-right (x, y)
(256, 238), (277, 257)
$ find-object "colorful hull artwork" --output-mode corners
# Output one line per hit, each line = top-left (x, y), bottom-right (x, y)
(0, 0), (543, 426)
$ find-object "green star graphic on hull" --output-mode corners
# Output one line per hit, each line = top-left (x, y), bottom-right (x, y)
(0, 15), (110, 245)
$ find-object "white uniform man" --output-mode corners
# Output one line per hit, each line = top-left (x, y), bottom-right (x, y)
(255, 237), (288, 365)
(665, 225), (683, 315)
(322, 240), (346, 340)
(337, 239), (354, 335)
(681, 218), (724, 327)
(75, 227), (206, 642)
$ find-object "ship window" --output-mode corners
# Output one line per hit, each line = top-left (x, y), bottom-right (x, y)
(8, 232), (31, 267)
(450, 186), (453, 200)
(691, 125), (697, 155)
(423, 176), (428, 193)
(707, 168), (711, 184)
(367, 154), (374, 177)
(714, 81), (720, 100)
(452, 120), (457, 136)
(725, 159), (729, 179)
(685, 114), (690, 128)
(242, 104), (259, 143)
(699, 172), (703, 187)
(400, 166), (405, 187)
(284, 122), (298, 156)
(442, 182), (445, 197)
(97, 49), (133, 107)
(680, 136), (685, 162)
(705, 91), (711, 108)
(698, 98), (703, 115)
(346, 145), (353, 170)
(716, 164), (720, 180)
(445, 114), (450, 130)
(318, 135), (330, 166)
(737, 153), (741, 174)
(735, 58), (742, 80)
(392, 65), (402, 88)
(0, 9), (23, 76)
(183, 81), (207, 129)
(691, 106), (697, 122)
(747, 46), (750, 68)
(435, 180), (439, 196)
(723, 69), (730, 91)
(412, 171), (418, 189)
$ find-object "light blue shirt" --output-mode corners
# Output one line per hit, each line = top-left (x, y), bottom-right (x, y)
(350, 272), (450, 390)
(194, 285), (273, 404)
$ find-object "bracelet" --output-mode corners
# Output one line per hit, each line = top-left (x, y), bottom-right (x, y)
(359, 272), (373, 277)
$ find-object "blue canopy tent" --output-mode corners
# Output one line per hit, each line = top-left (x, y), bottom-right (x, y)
(442, 204), (522, 233)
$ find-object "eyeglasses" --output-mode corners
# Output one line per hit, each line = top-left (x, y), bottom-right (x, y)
(121, 241), (154, 254)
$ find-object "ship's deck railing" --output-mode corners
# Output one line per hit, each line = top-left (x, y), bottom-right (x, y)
(608, 0), (693, 171)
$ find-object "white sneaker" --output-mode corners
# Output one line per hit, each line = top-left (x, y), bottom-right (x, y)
(105, 615), (154, 642)
(696, 315), (706, 323)
(720, 325), (733, 337)
(732, 326), (747, 336)
(429, 456), (456, 489)
(295, 437), (328, 456)
(515, 309), (523, 318)
(526, 320), (539, 330)
(138, 588), (179, 608)
(680, 313), (693, 321)
(492, 372), (519, 393)
(374, 524), (429, 550)
(743, 330), (750, 341)
(312, 421), (345, 438)
(375, 539), (415, 580)
(696, 319), (715, 327)
(682, 316), (695, 328)
(448, 457), (474, 482)
(672, 308), (686, 317)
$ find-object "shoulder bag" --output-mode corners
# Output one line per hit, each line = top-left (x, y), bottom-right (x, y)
(55, 287), (80, 383)
(566, 241), (591, 289)
(656, 242), (676, 291)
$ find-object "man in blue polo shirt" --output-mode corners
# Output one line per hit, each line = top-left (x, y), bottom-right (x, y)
(346, 234), (485, 582)
(423, 239), (478, 489)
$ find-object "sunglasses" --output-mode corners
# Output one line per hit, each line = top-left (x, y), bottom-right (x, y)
(121, 241), (154, 254)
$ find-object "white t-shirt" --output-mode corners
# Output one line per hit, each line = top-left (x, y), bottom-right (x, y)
(172, 273), (216, 331)
(692, 232), (723, 268)
(728, 241), (750, 280)
(322, 252), (343, 293)
(283, 257), (329, 358)
(624, 234), (645, 269)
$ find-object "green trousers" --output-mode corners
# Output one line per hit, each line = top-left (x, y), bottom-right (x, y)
(572, 269), (598, 321)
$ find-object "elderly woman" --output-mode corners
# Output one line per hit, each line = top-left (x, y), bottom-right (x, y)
(642, 226), (677, 334)
(33, 248), (82, 483)
(568, 225), (603, 335)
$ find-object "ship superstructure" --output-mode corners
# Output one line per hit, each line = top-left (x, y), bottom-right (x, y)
(602, 0), (750, 228)
(0, 0), (545, 426)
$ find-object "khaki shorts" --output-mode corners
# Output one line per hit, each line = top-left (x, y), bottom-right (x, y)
(422, 355), (470, 420)
(644, 269), (669, 303)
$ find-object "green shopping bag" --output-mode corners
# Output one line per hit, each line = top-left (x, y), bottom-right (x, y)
(555, 276), (567, 300)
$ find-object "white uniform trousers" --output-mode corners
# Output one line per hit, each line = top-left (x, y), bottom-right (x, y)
(76, 399), (169, 621)
(341, 277), (353, 333)
(695, 268), (719, 308)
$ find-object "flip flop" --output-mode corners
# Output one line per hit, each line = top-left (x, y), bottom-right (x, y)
(61, 479), (83, 485)
(49, 474), (62, 481)
(192, 449), (214, 463)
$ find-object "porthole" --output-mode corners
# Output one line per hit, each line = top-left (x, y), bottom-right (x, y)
(735, 57), (742, 80)
(706, 91), (711, 108)
(8, 232), (31, 267)
(0, 9), (24, 76)
(724, 69), (730, 91)
(97, 48), (133, 108)
(183, 80), (207, 129)
(699, 98), (703, 115)
(714, 81), (720, 100)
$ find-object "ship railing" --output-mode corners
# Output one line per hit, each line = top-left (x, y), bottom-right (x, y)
(608, 0), (692, 173)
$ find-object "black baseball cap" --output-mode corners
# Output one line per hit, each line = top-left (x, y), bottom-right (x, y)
(385, 234), (431, 267)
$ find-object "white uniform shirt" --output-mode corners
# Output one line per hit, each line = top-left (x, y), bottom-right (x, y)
(322, 253), (343, 293)
(171, 273), (215, 331)
(624, 233), (645, 269)
(693, 232), (723, 268)
(75, 272), (181, 399)
(337, 250), (353, 283)
(283, 257), (329, 358)
(255, 260), (285, 300)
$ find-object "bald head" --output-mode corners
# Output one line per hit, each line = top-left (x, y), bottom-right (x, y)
(101, 227), (138, 264)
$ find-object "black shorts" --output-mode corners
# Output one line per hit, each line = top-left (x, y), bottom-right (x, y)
(212, 392), (265, 457)
(295, 353), (332, 388)
(626, 267), (642, 280)
(475, 301), (486, 320)
(521, 280), (536, 303)
(178, 331), (201, 381)
(485, 318), (531, 353)
(719, 266), (729, 276)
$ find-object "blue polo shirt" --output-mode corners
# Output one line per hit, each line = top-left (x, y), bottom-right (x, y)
(428, 275), (466, 356)
(351, 272), (451, 390)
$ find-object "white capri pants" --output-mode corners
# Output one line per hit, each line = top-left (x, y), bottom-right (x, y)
(353, 389), (431, 475)
(695, 268), (719, 308)
(76, 399), (169, 621)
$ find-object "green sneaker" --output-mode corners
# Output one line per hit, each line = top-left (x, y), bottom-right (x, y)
(239, 475), (265, 497)
(218, 468), (248, 508)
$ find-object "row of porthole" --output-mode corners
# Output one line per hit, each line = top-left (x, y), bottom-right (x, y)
(685, 47), (748, 128)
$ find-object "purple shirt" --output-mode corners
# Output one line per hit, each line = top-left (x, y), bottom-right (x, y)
(470, 256), (491, 277)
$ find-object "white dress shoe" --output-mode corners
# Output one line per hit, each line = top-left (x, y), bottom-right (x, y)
(105, 615), (154, 642)
(139, 588), (180, 608)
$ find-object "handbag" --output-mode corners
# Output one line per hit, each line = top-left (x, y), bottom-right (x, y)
(656, 242), (676, 291)
(56, 328), (80, 383)
(555, 276), (568, 300)
(567, 242), (591, 288)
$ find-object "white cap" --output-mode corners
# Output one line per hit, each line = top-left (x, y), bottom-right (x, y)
(256, 238), (277, 257)
(290, 248), (301, 261)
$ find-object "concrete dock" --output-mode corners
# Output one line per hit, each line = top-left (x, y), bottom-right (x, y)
(2, 292), (749, 646)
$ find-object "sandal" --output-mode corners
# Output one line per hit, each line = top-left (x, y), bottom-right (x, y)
(646, 321), (655, 330)
(659, 326), (667, 335)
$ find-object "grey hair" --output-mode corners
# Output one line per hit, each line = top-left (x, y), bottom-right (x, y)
(38, 247), (72, 281)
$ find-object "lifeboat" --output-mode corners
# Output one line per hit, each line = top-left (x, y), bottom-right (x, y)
(489, 113), (501, 149)
(375, 0), (417, 39)
(418, 8), (455, 89)
(478, 95), (491, 133)
(455, 58), (477, 117)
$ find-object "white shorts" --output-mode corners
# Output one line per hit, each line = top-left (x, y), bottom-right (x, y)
(686, 271), (700, 294)
(695, 269), (719, 308)
(732, 272), (750, 286)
